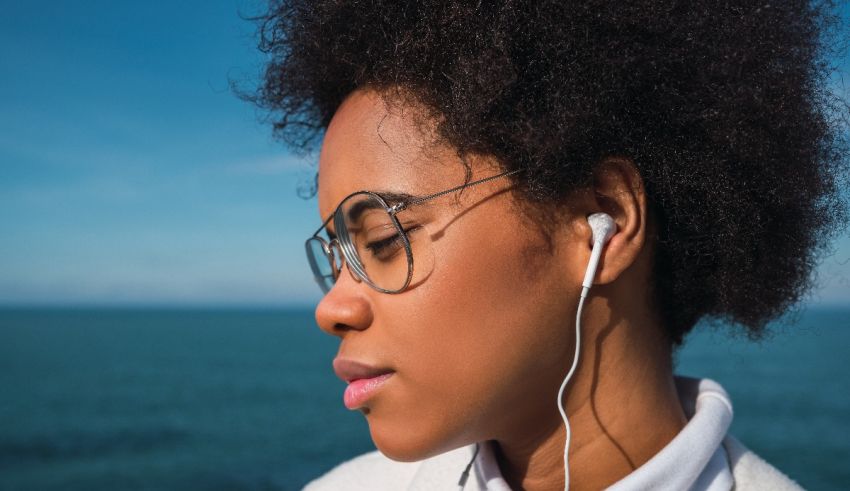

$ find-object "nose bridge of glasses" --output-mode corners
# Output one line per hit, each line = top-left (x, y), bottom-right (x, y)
(329, 229), (367, 285)
(326, 238), (343, 272)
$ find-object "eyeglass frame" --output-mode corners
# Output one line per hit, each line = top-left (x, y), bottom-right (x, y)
(306, 167), (524, 294)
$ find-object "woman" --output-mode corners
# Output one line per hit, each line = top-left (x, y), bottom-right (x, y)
(250, 1), (847, 489)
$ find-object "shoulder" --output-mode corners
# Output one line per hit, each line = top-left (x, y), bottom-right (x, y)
(723, 435), (804, 491)
(303, 445), (477, 490)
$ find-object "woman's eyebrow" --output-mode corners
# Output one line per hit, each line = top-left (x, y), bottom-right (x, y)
(318, 190), (421, 237)
(345, 191), (417, 223)
(374, 190), (418, 206)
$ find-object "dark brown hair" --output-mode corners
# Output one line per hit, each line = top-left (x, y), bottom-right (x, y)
(245, 1), (849, 346)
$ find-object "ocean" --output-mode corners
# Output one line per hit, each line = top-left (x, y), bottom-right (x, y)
(0, 307), (847, 490)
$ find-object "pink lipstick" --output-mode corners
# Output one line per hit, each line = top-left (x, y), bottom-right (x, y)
(333, 358), (394, 410)
(343, 373), (393, 409)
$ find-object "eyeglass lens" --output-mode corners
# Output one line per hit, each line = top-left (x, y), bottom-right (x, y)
(305, 238), (335, 293)
(306, 193), (435, 293)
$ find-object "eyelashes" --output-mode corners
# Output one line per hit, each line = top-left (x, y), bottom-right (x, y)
(364, 226), (419, 259)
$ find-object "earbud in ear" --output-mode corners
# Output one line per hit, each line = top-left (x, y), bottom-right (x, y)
(581, 213), (617, 295)
(587, 212), (616, 247)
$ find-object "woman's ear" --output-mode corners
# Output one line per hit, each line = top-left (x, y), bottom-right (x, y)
(585, 156), (649, 286)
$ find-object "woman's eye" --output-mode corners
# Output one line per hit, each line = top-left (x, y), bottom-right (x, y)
(365, 234), (403, 258)
(364, 226), (418, 260)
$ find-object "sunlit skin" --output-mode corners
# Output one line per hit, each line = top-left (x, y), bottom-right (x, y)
(313, 87), (689, 491)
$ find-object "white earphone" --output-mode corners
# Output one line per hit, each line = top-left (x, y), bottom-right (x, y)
(457, 212), (617, 490)
(558, 212), (617, 491)
(583, 213), (617, 296)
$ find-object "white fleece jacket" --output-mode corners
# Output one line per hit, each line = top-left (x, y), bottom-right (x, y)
(304, 376), (804, 490)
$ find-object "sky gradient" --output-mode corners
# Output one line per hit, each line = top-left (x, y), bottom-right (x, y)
(2, 2), (849, 307)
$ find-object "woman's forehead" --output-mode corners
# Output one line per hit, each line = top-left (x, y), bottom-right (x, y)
(316, 89), (460, 217)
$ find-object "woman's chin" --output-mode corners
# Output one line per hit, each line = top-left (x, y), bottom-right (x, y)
(368, 419), (464, 462)
(369, 426), (435, 462)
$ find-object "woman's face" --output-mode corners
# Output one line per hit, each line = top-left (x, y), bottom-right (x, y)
(314, 88), (586, 461)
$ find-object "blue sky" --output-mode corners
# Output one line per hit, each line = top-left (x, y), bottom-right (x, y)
(1, 2), (849, 307)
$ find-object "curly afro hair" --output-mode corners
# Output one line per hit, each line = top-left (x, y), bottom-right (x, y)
(247, 0), (849, 346)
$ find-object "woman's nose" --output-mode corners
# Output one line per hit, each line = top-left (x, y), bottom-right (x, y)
(315, 263), (373, 338)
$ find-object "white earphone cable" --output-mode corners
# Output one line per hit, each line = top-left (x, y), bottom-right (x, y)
(557, 286), (589, 491)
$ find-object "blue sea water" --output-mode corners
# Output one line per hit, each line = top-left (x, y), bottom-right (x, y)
(0, 307), (847, 490)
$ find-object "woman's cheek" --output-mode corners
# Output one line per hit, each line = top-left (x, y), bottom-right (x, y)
(364, 198), (566, 458)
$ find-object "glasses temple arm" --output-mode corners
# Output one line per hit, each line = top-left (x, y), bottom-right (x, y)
(391, 168), (524, 213)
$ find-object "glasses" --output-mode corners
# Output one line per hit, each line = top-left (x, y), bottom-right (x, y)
(305, 168), (522, 294)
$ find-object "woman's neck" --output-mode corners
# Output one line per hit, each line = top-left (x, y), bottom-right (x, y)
(491, 295), (687, 491)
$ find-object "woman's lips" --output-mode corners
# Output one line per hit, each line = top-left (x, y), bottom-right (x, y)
(333, 358), (394, 410)
(343, 373), (393, 409)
